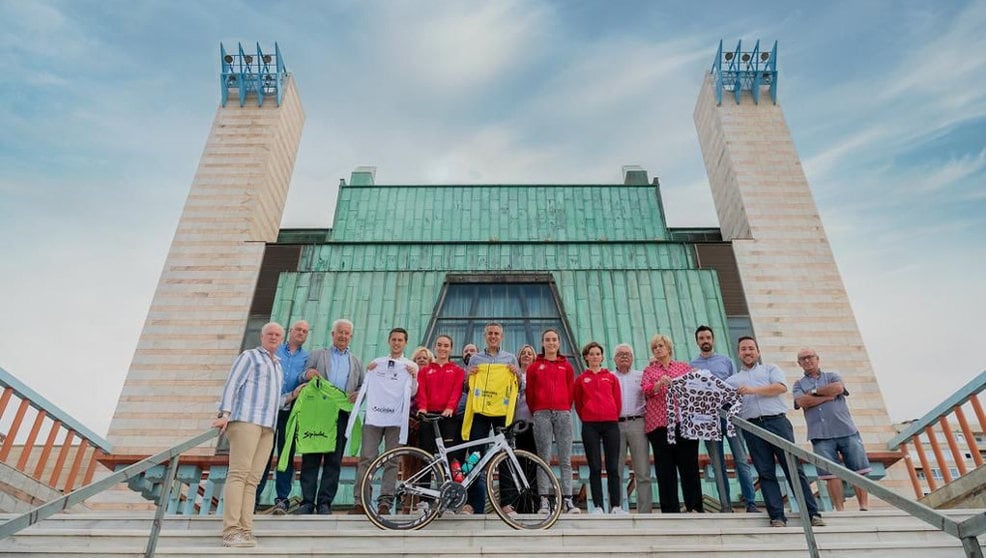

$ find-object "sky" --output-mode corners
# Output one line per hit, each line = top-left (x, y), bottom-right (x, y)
(0, 1), (984, 439)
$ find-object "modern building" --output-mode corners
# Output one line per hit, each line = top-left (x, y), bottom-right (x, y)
(106, 41), (899, 491)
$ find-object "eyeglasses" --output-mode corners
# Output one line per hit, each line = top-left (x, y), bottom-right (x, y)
(797, 355), (818, 362)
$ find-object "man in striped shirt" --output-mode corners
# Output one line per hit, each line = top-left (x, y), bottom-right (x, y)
(214, 322), (303, 548)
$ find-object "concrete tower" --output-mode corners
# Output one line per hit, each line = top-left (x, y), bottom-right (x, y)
(693, 41), (895, 449)
(107, 43), (305, 456)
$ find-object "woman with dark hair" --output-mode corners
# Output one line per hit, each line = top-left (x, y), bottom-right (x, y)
(642, 333), (703, 513)
(574, 341), (623, 514)
(526, 329), (580, 514)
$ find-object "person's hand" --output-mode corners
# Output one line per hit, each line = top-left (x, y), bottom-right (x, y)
(737, 385), (753, 396)
(304, 368), (320, 381)
(467, 366), (479, 377)
(406, 362), (419, 378)
(367, 361), (378, 371)
(348, 392), (358, 403)
(292, 383), (306, 400)
(212, 415), (229, 434)
(441, 408), (453, 417)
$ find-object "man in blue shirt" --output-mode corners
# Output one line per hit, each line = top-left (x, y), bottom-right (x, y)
(726, 337), (824, 528)
(689, 325), (758, 513)
(792, 348), (871, 511)
(299, 318), (365, 515)
(255, 320), (309, 514)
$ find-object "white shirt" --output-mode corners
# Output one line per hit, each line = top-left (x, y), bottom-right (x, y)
(614, 367), (646, 417)
(346, 356), (416, 444)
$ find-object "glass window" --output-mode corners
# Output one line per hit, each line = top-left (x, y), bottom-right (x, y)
(426, 278), (580, 364)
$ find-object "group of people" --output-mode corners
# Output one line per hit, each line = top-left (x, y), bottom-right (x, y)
(213, 319), (872, 548)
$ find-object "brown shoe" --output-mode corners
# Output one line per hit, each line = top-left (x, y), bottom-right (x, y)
(348, 503), (366, 515)
(377, 503), (391, 515)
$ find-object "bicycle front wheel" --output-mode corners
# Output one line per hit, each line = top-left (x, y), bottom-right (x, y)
(486, 449), (562, 529)
(360, 446), (445, 530)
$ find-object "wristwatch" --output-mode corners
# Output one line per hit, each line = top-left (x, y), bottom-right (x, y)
(216, 410), (228, 418)
(810, 387), (818, 396)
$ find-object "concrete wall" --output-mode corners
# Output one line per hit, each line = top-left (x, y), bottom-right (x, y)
(107, 78), (305, 456)
(693, 75), (896, 449)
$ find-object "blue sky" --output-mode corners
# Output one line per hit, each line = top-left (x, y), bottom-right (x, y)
(0, 1), (983, 437)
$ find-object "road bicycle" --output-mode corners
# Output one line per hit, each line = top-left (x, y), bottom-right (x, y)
(359, 413), (563, 530)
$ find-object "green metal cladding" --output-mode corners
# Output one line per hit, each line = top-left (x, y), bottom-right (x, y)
(269, 180), (730, 371)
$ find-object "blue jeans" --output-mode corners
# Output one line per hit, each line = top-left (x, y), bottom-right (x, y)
(704, 418), (757, 507)
(742, 414), (819, 522)
(812, 432), (872, 479)
(256, 408), (294, 505)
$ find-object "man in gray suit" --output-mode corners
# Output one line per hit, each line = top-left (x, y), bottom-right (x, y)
(296, 318), (365, 515)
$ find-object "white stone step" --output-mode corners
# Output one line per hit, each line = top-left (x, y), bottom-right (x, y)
(0, 510), (981, 557)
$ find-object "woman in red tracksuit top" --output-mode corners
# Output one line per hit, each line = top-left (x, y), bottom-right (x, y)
(574, 341), (623, 514)
(526, 328), (580, 514)
(416, 335), (466, 466)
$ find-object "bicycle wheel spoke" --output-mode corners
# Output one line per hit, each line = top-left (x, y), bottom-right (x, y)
(360, 446), (445, 530)
(486, 449), (562, 530)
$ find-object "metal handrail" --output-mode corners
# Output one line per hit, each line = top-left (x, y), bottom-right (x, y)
(888, 370), (986, 450)
(0, 428), (219, 557)
(728, 413), (985, 558)
(0, 366), (112, 453)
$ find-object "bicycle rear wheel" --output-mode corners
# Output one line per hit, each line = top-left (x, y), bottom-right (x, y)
(360, 446), (445, 530)
(486, 449), (562, 529)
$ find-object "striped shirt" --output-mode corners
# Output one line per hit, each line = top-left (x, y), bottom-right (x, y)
(218, 346), (284, 428)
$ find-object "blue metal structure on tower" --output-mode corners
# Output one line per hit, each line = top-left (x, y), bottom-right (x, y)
(711, 39), (778, 106)
(220, 42), (287, 107)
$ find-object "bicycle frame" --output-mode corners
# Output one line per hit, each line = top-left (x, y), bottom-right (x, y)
(416, 419), (532, 501)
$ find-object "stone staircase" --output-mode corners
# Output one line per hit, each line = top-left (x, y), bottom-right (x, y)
(1, 509), (983, 557)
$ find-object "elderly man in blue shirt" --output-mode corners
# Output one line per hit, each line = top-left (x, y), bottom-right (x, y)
(214, 322), (305, 548)
(725, 336), (824, 528)
(793, 348), (871, 511)
(255, 320), (310, 514)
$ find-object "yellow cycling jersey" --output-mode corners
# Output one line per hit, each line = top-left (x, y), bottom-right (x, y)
(461, 363), (518, 439)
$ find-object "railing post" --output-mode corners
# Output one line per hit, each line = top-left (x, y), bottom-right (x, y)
(898, 441), (924, 498)
(961, 536), (984, 558)
(145, 456), (181, 558)
(783, 452), (819, 558)
(925, 425), (952, 483)
(708, 444), (731, 512)
(954, 407), (984, 467)
(939, 415), (968, 476)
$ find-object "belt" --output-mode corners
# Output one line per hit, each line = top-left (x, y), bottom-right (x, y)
(748, 413), (785, 422)
(619, 415), (642, 422)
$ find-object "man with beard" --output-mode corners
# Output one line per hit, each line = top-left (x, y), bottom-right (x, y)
(689, 325), (758, 512)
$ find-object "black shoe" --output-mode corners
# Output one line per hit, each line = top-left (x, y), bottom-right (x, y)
(272, 498), (289, 515)
(295, 503), (314, 515)
(317, 503), (332, 515)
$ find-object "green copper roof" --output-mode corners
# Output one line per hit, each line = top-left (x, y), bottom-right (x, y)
(298, 242), (695, 272)
(271, 268), (727, 371)
(330, 184), (670, 242)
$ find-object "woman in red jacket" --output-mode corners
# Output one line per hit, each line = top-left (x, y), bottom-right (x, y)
(526, 329), (580, 514)
(574, 341), (623, 514)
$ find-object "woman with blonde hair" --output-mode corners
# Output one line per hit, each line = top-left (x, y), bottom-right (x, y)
(641, 334), (703, 513)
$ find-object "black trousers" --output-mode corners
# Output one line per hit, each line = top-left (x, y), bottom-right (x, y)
(647, 425), (703, 513)
(581, 421), (621, 511)
(299, 410), (349, 507)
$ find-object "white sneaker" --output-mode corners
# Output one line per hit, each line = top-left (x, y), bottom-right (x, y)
(564, 498), (581, 514)
(538, 497), (550, 515)
(611, 507), (628, 515)
(222, 531), (256, 548)
(591, 507), (605, 515)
